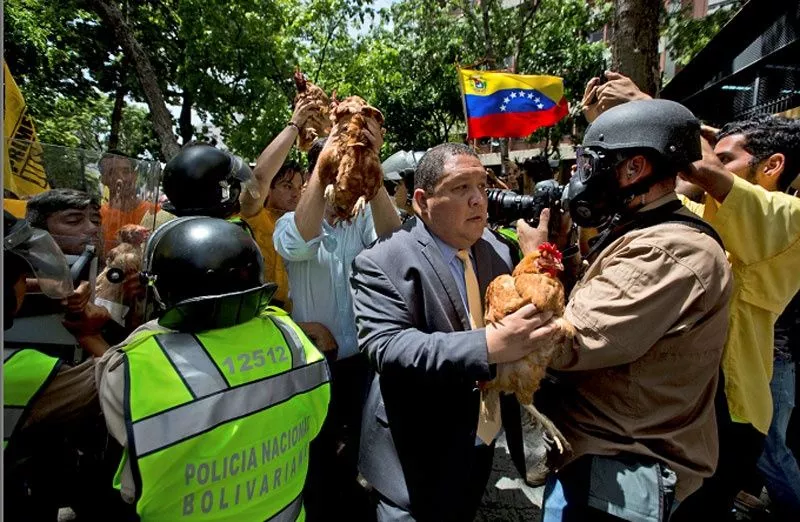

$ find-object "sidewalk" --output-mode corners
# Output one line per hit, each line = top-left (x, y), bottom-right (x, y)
(475, 434), (543, 522)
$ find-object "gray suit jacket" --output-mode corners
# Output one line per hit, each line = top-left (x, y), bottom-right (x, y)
(350, 217), (525, 520)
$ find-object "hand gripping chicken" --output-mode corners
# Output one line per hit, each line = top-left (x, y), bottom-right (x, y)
(483, 242), (574, 453)
(315, 95), (385, 223)
(293, 67), (332, 152)
(95, 224), (150, 309)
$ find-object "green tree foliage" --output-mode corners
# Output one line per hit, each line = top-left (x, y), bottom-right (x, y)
(6, 0), (610, 161)
(663, 0), (743, 68)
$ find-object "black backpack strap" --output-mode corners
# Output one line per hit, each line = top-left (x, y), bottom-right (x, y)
(661, 208), (725, 252)
(586, 199), (725, 263)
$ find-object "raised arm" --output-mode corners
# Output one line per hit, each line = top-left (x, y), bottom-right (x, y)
(239, 99), (315, 218)
(293, 162), (328, 242)
(683, 129), (735, 204)
(364, 118), (401, 237)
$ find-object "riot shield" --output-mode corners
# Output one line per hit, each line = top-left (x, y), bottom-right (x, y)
(3, 141), (163, 361)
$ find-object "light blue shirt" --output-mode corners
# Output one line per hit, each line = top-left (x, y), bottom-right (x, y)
(273, 207), (377, 359)
(430, 230), (476, 315)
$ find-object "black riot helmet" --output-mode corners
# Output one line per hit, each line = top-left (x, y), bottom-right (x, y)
(566, 99), (701, 228)
(140, 217), (276, 330)
(161, 144), (254, 219)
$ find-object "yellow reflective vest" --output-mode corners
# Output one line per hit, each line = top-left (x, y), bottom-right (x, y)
(3, 348), (62, 449)
(118, 311), (331, 521)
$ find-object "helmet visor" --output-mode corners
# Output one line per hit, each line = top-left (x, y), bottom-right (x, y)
(5, 223), (73, 298)
(575, 146), (605, 182)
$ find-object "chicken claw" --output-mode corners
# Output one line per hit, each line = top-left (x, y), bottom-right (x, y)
(522, 403), (572, 455)
(353, 196), (367, 215)
(324, 184), (336, 204)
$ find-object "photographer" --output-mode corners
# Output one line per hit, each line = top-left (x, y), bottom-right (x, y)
(583, 72), (800, 518)
(518, 100), (733, 519)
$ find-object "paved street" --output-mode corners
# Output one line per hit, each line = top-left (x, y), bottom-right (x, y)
(475, 434), (543, 522)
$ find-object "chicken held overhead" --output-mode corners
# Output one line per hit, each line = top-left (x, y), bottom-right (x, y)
(315, 96), (385, 223)
(293, 68), (332, 152)
(484, 242), (574, 454)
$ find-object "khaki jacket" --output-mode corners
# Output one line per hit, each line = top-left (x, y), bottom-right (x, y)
(550, 194), (733, 500)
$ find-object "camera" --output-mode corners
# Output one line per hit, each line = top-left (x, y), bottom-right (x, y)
(487, 179), (569, 228)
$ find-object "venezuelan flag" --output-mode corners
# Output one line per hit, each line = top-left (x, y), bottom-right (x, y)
(458, 68), (569, 139)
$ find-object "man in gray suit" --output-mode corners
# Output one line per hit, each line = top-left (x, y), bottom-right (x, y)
(350, 143), (559, 521)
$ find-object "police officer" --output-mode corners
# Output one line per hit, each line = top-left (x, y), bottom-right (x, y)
(3, 211), (103, 519)
(95, 216), (330, 521)
(516, 100), (734, 519)
(161, 144), (254, 219)
(381, 150), (424, 222)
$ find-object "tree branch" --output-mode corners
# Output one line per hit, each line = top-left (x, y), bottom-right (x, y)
(460, 0), (495, 66)
(88, 0), (180, 160)
(479, 0), (496, 64)
(511, 0), (542, 73)
(313, 10), (349, 84)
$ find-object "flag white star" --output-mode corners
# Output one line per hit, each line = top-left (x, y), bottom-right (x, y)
(534, 97), (541, 103)
(503, 97), (510, 104)
(510, 92), (517, 98)
(500, 104), (507, 111)
(519, 91), (526, 98)
(537, 103), (544, 109)
(527, 93), (534, 99)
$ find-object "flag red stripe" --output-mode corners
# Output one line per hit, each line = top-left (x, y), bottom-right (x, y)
(467, 97), (569, 139)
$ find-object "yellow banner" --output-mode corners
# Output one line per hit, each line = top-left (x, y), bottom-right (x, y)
(458, 68), (565, 102)
(4, 61), (50, 198)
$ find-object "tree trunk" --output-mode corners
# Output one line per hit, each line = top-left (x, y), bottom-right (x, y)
(88, 0), (180, 161)
(179, 89), (194, 145)
(108, 81), (127, 151)
(612, 0), (661, 96)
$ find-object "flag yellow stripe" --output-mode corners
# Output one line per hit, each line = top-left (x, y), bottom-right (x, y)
(459, 68), (564, 103)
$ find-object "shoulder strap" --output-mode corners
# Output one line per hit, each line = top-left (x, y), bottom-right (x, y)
(661, 209), (725, 251)
(586, 200), (725, 262)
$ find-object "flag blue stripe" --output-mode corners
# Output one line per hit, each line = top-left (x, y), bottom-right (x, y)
(465, 88), (556, 118)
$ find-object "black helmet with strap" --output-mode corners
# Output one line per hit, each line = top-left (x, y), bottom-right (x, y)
(161, 144), (254, 218)
(566, 99), (701, 228)
(140, 217), (275, 331)
(582, 99), (701, 168)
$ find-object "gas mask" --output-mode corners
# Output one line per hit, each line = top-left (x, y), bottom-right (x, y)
(565, 146), (624, 228)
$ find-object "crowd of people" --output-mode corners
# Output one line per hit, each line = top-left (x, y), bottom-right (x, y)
(3, 71), (799, 522)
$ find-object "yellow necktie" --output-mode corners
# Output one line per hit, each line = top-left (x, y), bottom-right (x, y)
(456, 249), (501, 444)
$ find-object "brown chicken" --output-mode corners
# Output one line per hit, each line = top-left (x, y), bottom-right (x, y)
(293, 67), (332, 152)
(95, 224), (150, 320)
(484, 242), (575, 454)
(315, 95), (385, 223)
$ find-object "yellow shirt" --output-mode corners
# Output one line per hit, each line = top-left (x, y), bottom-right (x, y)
(243, 207), (291, 310)
(682, 176), (800, 434)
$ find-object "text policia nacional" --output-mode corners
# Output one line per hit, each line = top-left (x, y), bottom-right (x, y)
(181, 416), (311, 516)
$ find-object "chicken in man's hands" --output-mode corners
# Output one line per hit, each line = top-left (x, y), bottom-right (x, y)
(483, 242), (574, 454)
